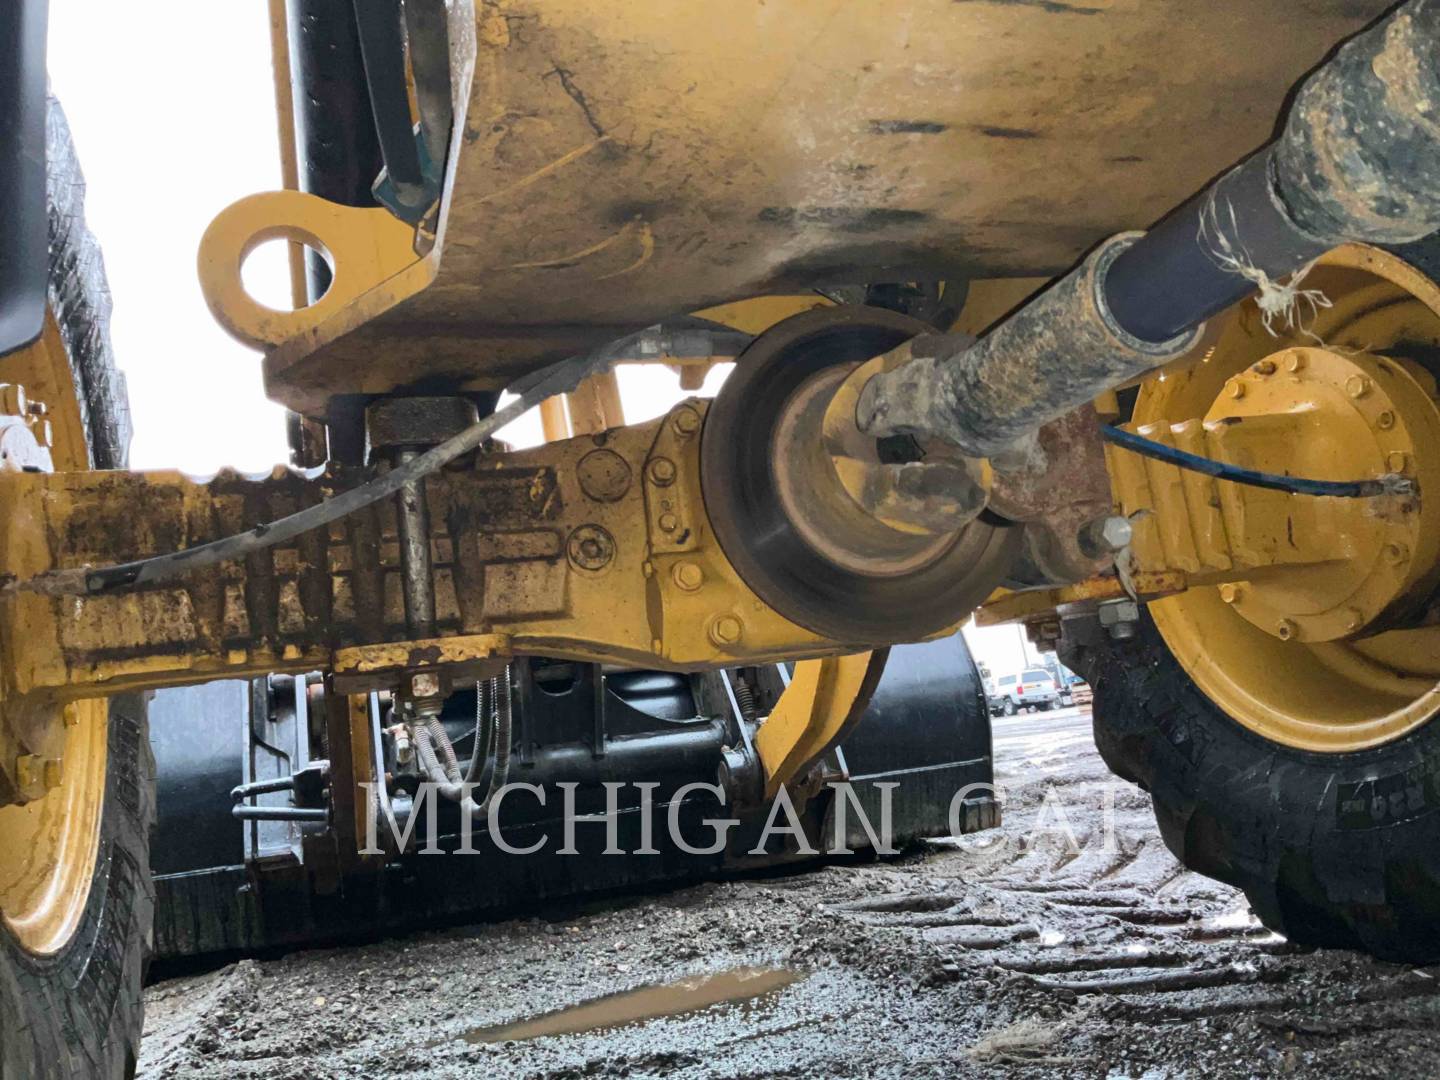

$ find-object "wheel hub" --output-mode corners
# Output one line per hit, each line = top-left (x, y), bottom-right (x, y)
(1204, 343), (1440, 643)
(1124, 245), (1440, 752)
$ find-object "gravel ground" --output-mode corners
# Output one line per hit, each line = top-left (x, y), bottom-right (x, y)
(138, 708), (1440, 1078)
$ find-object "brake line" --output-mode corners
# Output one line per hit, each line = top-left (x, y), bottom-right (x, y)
(1101, 424), (1414, 499)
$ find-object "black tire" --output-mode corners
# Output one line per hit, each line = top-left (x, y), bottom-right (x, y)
(1068, 611), (1440, 963)
(0, 97), (153, 1079)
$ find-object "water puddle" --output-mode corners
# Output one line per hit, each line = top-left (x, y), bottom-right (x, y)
(461, 966), (804, 1045)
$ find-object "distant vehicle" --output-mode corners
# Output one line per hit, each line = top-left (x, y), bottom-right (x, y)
(992, 668), (1063, 715)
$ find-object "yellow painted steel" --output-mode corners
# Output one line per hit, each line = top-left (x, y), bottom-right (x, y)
(1116, 245), (1440, 752)
(197, 189), (431, 353)
(0, 317), (107, 956)
(754, 653), (877, 798)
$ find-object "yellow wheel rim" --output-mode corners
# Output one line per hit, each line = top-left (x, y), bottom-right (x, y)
(0, 315), (111, 953)
(1137, 246), (1440, 753)
(0, 701), (107, 954)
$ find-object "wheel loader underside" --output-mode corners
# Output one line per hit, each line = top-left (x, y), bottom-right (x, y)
(4, 0), (1440, 976)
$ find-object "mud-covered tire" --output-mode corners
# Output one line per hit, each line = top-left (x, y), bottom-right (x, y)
(0, 98), (153, 1079)
(1069, 611), (1440, 963)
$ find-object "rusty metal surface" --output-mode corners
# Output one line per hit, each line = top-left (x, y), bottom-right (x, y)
(0, 406), (867, 718)
(260, 0), (1391, 414)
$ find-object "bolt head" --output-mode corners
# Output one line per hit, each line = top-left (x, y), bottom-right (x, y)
(709, 614), (744, 646)
(648, 457), (677, 485)
(1344, 607), (1365, 632)
(1219, 583), (1242, 604)
(410, 672), (442, 699)
(1254, 359), (1277, 376)
(1099, 516), (1133, 551)
(1275, 618), (1297, 641)
(672, 409), (700, 437)
(1226, 379), (1246, 400)
(0, 384), (27, 416)
(1346, 374), (1372, 399)
(1284, 351), (1306, 373)
(42, 758), (63, 790)
(672, 561), (705, 591)
(1386, 450), (1408, 473)
(658, 512), (679, 532)
(1376, 410), (1397, 430)
(14, 754), (37, 790)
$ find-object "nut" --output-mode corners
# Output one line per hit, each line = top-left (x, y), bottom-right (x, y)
(1376, 410), (1396, 430)
(1384, 541), (1411, 566)
(1275, 618), (1297, 641)
(410, 672), (442, 699)
(672, 561), (705, 591)
(709, 615), (744, 646)
(42, 758), (63, 790)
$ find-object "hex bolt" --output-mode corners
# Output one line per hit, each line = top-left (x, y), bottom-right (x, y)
(1346, 375), (1372, 399)
(1376, 410), (1396, 430)
(709, 614), (744, 646)
(1100, 515), (1133, 552)
(0, 384), (28, 416)
(648, 457), (677, 486)
(1097, 599), (1140, 641)
(14, 754), (37, 791)
(672, 561), (705, 591)
(1275, 618), (1297, 641)
(1284, 350), (1306, 373)
(1218, 583), (1242, 604)
(410, 672), (441, 699)
(1225, 379), (1245, 400)
(672, 409), (701, 437)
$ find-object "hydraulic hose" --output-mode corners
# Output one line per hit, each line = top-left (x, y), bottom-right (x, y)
(857, 0), (1440, 458)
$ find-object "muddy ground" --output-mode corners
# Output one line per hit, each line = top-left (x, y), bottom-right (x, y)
(138, 708), (1440, 1078)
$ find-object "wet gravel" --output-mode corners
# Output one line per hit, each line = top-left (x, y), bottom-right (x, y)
(138, 709), (1440, 1078)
